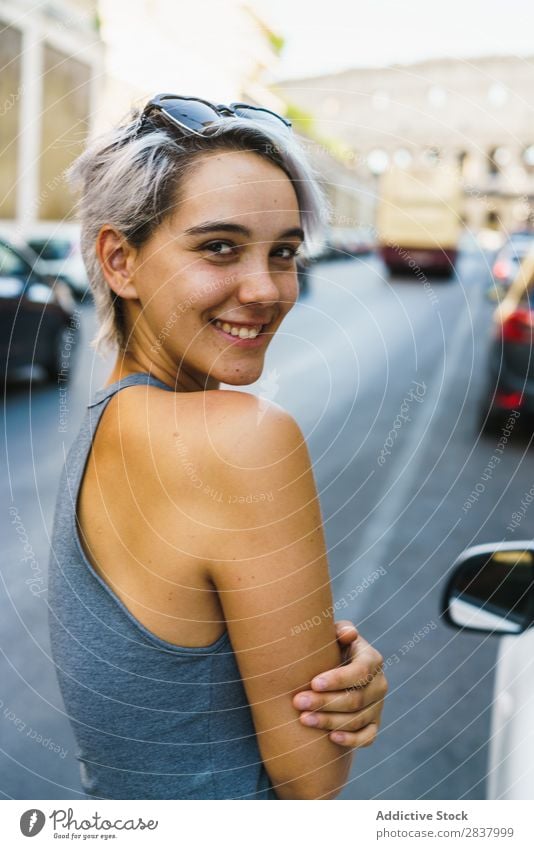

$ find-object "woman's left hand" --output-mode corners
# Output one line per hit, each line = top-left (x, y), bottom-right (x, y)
(292, 620), (388, 748)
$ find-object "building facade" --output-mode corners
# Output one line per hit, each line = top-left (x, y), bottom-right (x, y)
(0, 0), (373, 241)
(274, 55), (534, 233)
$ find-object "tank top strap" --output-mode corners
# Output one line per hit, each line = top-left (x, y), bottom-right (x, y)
(87, 371), (175, 408)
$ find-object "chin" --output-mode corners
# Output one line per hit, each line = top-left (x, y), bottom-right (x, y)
(218, 363), (265, 386)
(221, 373), (261, 387)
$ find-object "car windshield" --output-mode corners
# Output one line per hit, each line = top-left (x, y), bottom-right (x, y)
(0, 243), (29, 276)
(27, 239), (72, 261)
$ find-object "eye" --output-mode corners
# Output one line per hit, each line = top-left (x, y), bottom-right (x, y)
(274, 245), (302, 260)
(202, 240), (236, 256)
(200, 241), (302, 260)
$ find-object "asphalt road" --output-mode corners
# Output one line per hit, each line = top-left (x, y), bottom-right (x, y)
(2, 241), (533, 800)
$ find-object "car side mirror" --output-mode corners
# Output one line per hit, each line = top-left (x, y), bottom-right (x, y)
(442, 543), (534, 634)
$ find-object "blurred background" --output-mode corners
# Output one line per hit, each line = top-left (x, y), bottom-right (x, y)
(1, 0), (534, 801)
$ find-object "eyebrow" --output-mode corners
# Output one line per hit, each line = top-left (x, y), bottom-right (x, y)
(183, 220), (305, 241)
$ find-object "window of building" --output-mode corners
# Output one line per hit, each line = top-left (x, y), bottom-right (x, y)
(457, 150), (468, 175)
(423, 147), (441, 167)
(486, 209), (500, 229)
(393, 148), (413, 168)
(367, 148), (389, 175)
(493, 146), (511, 167)
(487, 147), (504, 176)
(522, 145), (534, 171)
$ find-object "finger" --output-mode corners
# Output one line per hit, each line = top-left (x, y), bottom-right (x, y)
(311, 640), (384, 692)
(300, 702), (384, 733)
(334, 620), (359, 643)
(294, 673), (388, 713)
(329, 723), (379, 749)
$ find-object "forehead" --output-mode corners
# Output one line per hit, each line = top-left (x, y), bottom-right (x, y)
(175, 150), (300, 227)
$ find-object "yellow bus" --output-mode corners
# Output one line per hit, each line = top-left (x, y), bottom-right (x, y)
(376, 164), (463, 275)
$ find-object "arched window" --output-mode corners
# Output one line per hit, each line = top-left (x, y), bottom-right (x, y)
(487, 148), (501, 176)
(522, 145), (534, 173)
(367, 148), (389, 175)
(457, 150), (468, 176)
(423, 147), (441, 167)
(393, 148), (413, 168)
(485, 209), (500, 229)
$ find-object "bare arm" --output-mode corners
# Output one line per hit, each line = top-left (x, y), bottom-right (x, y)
(201, 391), (353, 799)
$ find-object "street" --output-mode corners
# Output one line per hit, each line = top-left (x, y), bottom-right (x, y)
(2, 240), (533, 800)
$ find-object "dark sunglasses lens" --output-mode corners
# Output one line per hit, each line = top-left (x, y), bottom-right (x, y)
(232, 106), (290, 131)
(158, 98), (220, 132)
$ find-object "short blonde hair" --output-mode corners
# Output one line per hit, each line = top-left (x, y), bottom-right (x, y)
(67, 105), (331, 354)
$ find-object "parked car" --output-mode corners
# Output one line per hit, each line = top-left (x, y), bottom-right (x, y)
(0, 237), (77, 382)
(296, 226), (377, 292)
(490, 230), (534, 296)
(25, 224), (89, 299)
(311, 226), (375, 262)
(479, 248), (534, 432)
(328, 226), (376, 259)
(442, 541), (534, 799)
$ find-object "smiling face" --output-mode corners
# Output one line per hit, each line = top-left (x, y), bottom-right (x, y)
(120, 149), (303, 389)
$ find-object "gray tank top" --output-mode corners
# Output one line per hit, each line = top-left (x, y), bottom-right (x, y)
(48, 371), (277, 800)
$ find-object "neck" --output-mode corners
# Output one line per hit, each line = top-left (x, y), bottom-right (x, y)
(104, 348), (220, 393)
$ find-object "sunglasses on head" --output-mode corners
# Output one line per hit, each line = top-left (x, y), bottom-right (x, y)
(138, 93), (293, 138)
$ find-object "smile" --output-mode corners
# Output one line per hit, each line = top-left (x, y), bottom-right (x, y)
(210, 319), (268, 347)
(213, 319), (262, 338)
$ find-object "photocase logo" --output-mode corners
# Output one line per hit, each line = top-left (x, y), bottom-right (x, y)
(20, 809), (45, 837)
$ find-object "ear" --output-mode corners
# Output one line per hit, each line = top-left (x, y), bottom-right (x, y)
(96, 225), (139, 300)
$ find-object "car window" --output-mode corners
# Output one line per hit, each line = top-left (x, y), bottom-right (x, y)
(0, 242), (29, 276)
(27, 239), (71, 260)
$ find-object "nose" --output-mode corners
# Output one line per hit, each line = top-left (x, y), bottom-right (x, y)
(235, 263), (282, 307)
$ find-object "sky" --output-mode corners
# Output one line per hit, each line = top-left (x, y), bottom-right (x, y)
(251, 0), (534, 79)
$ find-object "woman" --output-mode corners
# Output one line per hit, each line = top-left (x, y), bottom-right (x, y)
(48, 95), (387, 800)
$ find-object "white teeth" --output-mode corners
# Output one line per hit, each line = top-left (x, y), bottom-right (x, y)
(213, 320), (262, 339)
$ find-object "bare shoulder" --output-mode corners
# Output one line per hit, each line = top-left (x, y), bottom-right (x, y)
(143, 386), (306, 471)
(129, 385), (314, 536)
(204, 389), (305, 463)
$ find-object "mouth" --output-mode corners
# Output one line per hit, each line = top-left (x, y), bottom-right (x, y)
(209, 317), (271, 347)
